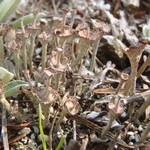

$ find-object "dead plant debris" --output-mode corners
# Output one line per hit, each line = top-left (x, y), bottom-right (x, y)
(0, 0), (150, 150)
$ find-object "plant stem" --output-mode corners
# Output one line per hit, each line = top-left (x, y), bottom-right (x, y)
(55, 135), (66, 150)
(39, 103), (47, 150)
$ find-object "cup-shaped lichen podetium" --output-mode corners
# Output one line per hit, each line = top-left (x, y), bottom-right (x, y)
(71, 23), (101, 70)
(38, 32), (51, 71)
(16, 21), (29, 71)
(123, 39), (148, 96)
(56, 96), (80, 131)
(50, 47), (70, 90)
(37, 85), (60, 127)
(54, 25), (74, 48)
(101, 96), (125, 138)
(27, 24), (41, 73)
(114, 72), (129, 95)
(90, 19), (110, 71)
(47, 16), (63, 30)
(6, 40), (21, 78)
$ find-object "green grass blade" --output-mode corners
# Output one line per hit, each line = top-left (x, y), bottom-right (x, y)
(11, 12), (47, 28)
(4, 80), (29, 97)
(0, 0), (20, 22)
(39, 103), (47, 150)
(0, 67), (14, 84)
(55, 135), (66, 150)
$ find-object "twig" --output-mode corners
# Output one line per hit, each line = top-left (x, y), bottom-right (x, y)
(69, 114), (135, 149)
(0, 134), (27, 149)
(73, 120), (76, 140)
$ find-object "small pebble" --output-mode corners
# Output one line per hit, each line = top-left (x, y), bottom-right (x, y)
(138, 125), (143, 132)
(30, 133), (35, 140)
(86, 111), (100, 119)
(57, 131), (64, 138)
(36, 55), (41, 59)
(134, 134), (140, 142)
(130, 124), (136, 130)
(38, 134), (49, 142)
(18, 127), (31, 135)
(129, 135), (135, 141)
(35, 47), (42, 55)
(28, 139), (38, 149)
(23, 108), (29, 113)
(128, 142), (134, 146)
(121, 112), (127, 117)
(32, 126), (39, 134)
(21, 137), (28, 144)
(127, 131), (134, 136)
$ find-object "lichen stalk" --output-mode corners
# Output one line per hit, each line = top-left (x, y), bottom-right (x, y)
(29, 35), (36, 72)
(124, 57), (139, 96)
(101, 110), (117, 138)
(90, 39), (100, 71)
(28, 13), (39, 73)
(139, 121), (150, 142)
(134, 95), (150, 124)
(21, 19), (28, 71)
(137, 54), (150, 78)
(41, 41), (48, 71)
(56, 109), (67, 131)
(0, 35), (4, 67)
(14, 48), (20, 79)
(22, 38), (28, 71)
(71, 38), (90, 69)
